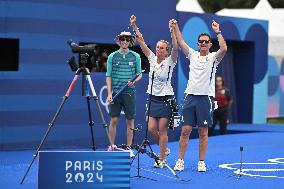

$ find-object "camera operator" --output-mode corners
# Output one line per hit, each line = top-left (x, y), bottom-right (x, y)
(97, 52), (108, 72)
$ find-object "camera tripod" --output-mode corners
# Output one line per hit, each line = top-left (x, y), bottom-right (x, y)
(20, 54), (112, 184)
(130, 118), (187, 182)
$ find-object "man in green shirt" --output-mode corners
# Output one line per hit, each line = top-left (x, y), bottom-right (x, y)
(106, 31), (142, 157)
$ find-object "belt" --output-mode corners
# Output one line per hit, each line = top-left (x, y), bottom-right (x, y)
(149, 95), (173, 101)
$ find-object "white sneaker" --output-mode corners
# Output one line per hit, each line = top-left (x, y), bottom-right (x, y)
(125, 146), (135, 158)
(174, 159), (184, 171)
(107, 145), (117, 151)
(165, 148), (170, 156)
(154, 159), (166, 168)
(198, 161), (207, 172)
(129, 149), (135, 158)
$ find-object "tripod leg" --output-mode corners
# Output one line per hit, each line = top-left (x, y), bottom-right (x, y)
(163, 163), (190, 182)
(20, 74), (79, 185)
(130, 138), (146, 165)
(85, 75), (112, 147)
(86, 96), (96, 151)
(144, 140), (159, 165)
(146, 140), (155, 155)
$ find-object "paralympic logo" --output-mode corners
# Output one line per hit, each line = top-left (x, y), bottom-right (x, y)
(219, 158), (284, 179)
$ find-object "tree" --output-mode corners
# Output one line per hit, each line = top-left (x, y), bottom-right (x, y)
(197, 0), (284, 13)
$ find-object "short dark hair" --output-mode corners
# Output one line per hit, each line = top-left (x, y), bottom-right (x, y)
(197, 33), (211, 41)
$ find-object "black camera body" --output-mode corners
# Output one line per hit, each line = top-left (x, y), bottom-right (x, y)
(67, 39), (99, 72)
(67, 39), (97, 54)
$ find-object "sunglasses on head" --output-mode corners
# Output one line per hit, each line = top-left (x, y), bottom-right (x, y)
(120, 37), (131, 42)
(198, 40), (210, 44)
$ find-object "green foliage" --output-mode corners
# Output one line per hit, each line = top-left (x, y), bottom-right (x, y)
(270, 0), (284, 7)
(197, 0), (284, 13)
(197, 0), (258, 13)
(267, 117), (284, 124)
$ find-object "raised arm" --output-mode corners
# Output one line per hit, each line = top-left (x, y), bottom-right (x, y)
(212, 20), (227, 62)
(171, 19), (189, 56)
(130, 15), (152, 57)
(169, 19), (178, 63)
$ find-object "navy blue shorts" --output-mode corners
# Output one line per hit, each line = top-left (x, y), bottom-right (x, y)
(109, 93), (136, 120)
(181, 94), (214, 127)
(146, 95), (174, 119)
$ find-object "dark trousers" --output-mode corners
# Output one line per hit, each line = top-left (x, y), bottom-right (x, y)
(209, 107), (228, 136)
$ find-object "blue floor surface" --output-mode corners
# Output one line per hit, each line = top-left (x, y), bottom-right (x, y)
(1, 124), (284, 189)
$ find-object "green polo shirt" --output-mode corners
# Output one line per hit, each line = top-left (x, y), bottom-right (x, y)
(106, 49), (141, 94)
